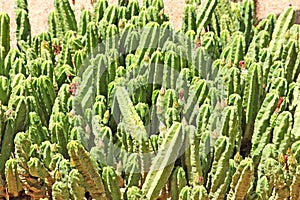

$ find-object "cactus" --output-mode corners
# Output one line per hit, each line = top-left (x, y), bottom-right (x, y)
(126, 186), (146, 200)
(102, 166), (122, 200)
(113, 86), (150, 173)
(68, 169), (85, 200)
(128, 0), (139, 18)
(54, 0), (77, 35)
(250, 92), (279, 166)
(16, 9), (31, 44)
(182, 5), (196, 33)
(103, 5), (118, 25)
(242, 62), (262, 142)
(123, 153), (142, 188)
(196, 0), (217, 35)
(227, 158), (254, 199)
(5, 158), (23, 197)
(79, 9), (92, 36)
(67, 140), (106, 199)
(142, 122), (184, 200)
(171, 166), (187, 200)
(0, 115), (16, 174)
(191, 185), (209, 200)
(1, 0), (300, 199)
(0, 12), (10, 55)
(272, 111), (292, 157)
(184, 125), (203, 186)
(207, 136), (232, 199)
(179, 186), (192, 200)
(52, 181), (70, 200)
(269, 6), (295, 59)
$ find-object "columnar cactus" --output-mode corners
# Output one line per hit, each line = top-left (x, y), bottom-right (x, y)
(171, 166), (187, 200)
(0, 12), (10, 55)
(67, 140), (107, 199)
(5, 158), (23, 197)
(182, 5), (196, 33)
(184, 125), (203, 186)
(16, 8), (31, 44)
(269, 6), (296, 59)
(196, 0), (217, 35)
(142, 122), (184, 200)
(0, 0), (300, 199)
(250, 92), (280, 165)
(54, 0), (77, 35)
(102, 166), (122, 199)
(207, 136), (232, 199)
(227, 158), (254, 199)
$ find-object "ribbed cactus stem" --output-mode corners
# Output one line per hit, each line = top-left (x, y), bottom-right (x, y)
(250, 92), (279, 166)
(113, 86), (150, 173)
(67, 140), (106, 199)
(102, 166), (121, 200)
(182, 5), (196, 33)
(269, 7), (295, 59)
(5, 158), (23, 197)
(126, 186), (146, 200)
(196, 0), (217, 35)
(54, 0), (77, 34)
(142, 122), (184, 200)
(227, 158), (254, 200)
(0, 12), (10, 55)
(184, 125), (203, 186)
(16, 9), (31, 43)
(68, 169), (85, 200)
(171, 166), (187, 200)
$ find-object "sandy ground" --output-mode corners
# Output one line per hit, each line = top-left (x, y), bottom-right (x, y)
(0, 0), (299, 47)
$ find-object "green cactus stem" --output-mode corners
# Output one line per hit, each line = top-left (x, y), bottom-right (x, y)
(102, 166), (122, 200)
(0, 12), (10, 55)
(142, 122), (184, 200)
(16, 9), (31, 44)
(67, 140), (106, 199)
(171, 166), (187, 200)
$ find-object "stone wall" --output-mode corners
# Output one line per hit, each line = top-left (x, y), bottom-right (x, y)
(255, 0), (300, 23)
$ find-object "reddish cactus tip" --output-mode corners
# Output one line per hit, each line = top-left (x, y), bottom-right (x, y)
(284, 155), (289, 161)
(239, 60), (246, 69)
(194, 40), (202, 49)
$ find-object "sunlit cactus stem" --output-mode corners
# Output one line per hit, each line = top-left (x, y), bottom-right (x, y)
(0, 12), (10, 55)
(16, 9), (31, 44)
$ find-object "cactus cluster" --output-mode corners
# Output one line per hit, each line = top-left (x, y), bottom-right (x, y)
(0, 0), (300, 199)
